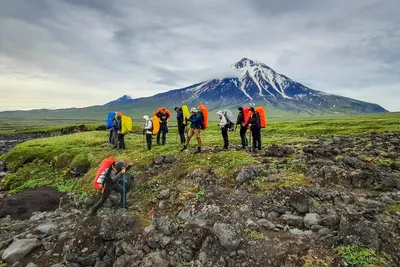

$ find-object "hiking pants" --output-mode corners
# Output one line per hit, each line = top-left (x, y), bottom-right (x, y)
(118, 134), (125, 149)
(146, 134), (152, 150)
(185, 128), (202, 147)
(221, 128), (229, 149)
(91, 183), (124, 214)
(178, 122), (186, 144)
(251, 128), (262, 150)
(108, 129), (113, 144)
(157, 123), (168, 145)
(240, 126), (248, 148)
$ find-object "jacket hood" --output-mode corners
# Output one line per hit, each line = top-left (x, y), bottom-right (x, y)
(216, 110), (225, 116)
(143, 115), (150, 121)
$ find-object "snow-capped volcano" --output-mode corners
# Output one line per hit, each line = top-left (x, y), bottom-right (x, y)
(107, 58), (387, 115)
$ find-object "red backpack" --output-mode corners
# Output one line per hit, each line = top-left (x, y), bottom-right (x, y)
(93, 158), (115, 189)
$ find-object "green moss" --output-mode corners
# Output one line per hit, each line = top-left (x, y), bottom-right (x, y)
(253, 172), (310, 193)
(336, 245), (392, 267)
(384, 203), (400, 215)
(247, 229), (265, 240)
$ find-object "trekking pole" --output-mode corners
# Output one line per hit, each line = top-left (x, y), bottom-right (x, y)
(122, 174), (126, 210)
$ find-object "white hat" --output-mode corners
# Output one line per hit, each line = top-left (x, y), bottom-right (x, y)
(190, 107), (198, 112)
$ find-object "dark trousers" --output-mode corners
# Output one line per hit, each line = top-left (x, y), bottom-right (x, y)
(240, 126), (248, 148)
(146, 134), (152, 150)
(251, 128), (262, 150)
(118, 134), (125, 149)
(91, 182), (124, 214)
(108, 129), (113, 143)
(157, 124), (168, 145)
(178, 123), (186, 144)
(221, 128), (229, 148)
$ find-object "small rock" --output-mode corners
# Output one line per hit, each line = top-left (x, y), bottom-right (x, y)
(289, 192), (312, 213)
(154, 156), (165, 165)
(213, 223), (241, 252)
(236, 167), (262, 184)
(280, 214), (304, 227)
(229, 251), (236, 257)
(29, 213), (45, 222)
(35, 222), (59, 235)
(318, 228), (331, 236)
(256, 219), (275, 230)
(380, 195), (396, 205)
(0, 161), (5, 172)
(144, 225), (155, 235)
(140, 251), (168, 267)
(164, 155), (175, 164)
(237, 250), (246, 257)
(94, 262), (107, 267)
(157, 189), (171, 200)
(2, 239), (42, 264)
(267, 211), (280, 219)
(26, 263), (38, 267)
(51, 264), (65, 267)
(303, 213), (320, 229)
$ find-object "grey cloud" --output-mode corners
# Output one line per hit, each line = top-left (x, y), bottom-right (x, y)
(0, 0), (399, 111)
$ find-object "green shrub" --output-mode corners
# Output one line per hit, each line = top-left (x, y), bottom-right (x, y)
(337, 245), (392, 266)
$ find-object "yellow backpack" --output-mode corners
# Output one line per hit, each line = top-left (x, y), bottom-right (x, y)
(121, 116), (132, 135)
(151, 115), (160, 135)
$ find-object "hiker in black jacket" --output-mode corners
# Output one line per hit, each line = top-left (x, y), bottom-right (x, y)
(156, 108), (170, 145)
(91, 161), (132, 215)
(246, 107), (261, 151)
(175, 107), (186, 144)
(236, 107), (248, 149)
(116, 115), (125, 150)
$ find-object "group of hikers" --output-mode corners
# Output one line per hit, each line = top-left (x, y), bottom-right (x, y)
(94, 105), (266, 215)
(107, 105), (266, 153)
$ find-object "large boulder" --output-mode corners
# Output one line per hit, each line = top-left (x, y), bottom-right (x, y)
(2, 239), (42, 264)
(213, 223), (241, 252)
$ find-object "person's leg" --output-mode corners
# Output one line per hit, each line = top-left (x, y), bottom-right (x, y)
(185, 128), (194, 146)
(240, 127), (247, 148)
(194, 129), (202, 150)
(222, 128), (228, 149)
(113, 184), (125, 209)
(162, 124), (167, 145)
(146, 134), (152, 150)
(157, 126), (161, 144)
(257, 129), (262, 150)
(178, 124), (185, 144)
(91, 184), (112, 215)
(121, 134), (126, 149)
(252, 131), (257, 150)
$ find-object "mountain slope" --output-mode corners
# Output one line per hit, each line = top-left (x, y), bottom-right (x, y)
(106, 58), (386, 115)
(0, 58), (387, 121)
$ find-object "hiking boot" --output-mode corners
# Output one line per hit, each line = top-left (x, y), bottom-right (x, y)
(180, 145), (187, 152)
(194, 147), (201, 154)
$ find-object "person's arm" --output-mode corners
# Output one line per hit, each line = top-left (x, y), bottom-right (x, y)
(110, 165), (133, 183)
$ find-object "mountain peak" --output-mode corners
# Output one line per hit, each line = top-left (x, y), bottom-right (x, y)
(118, 95), (133, 101)
(234, 58), (271, 70)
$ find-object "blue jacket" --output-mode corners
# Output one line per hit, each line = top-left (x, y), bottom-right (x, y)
(176, 109), (184, 124)
(187, 113), (203, 129)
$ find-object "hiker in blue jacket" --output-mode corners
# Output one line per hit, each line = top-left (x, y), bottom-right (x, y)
(180, 107), (202, 153)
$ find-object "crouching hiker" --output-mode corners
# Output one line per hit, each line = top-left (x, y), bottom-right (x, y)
(217, 110), (229, 149)
(91, 160), (133, 215)
(181, 107), (202, 153)
(142, 115), (153, 150)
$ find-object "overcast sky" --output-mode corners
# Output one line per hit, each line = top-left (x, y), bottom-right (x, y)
(0, 0), (399, 111)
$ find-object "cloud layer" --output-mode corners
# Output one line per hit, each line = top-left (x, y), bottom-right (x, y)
(0, 0), (399, 111)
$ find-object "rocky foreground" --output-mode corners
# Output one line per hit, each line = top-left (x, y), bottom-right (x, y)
(1, 133), (400, 267)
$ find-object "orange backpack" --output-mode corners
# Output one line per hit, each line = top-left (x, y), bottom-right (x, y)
(154, 107), (172, 118)
(198, 104), (209, 130)
(255, 106), (267, 128)
(93, 158), (115, 189)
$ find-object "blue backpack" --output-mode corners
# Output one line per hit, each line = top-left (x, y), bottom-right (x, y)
(106, 112), (116, 129)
